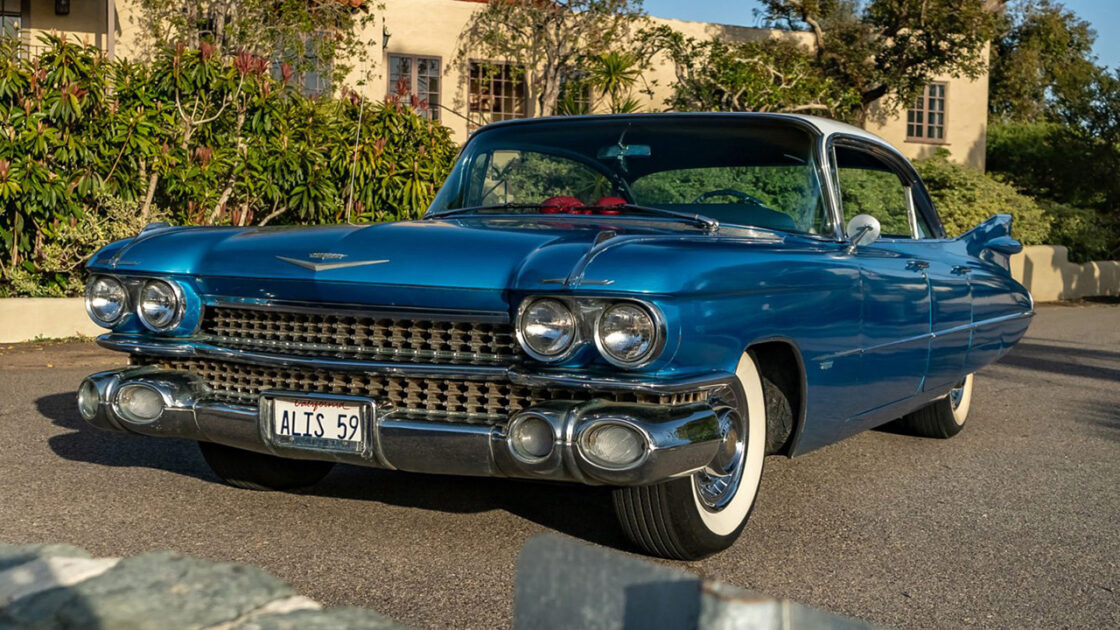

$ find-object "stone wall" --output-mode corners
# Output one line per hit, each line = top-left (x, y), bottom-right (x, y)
(1011, 245), (1120, 303)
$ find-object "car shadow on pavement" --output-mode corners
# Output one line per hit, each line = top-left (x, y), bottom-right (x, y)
(37, 391), (630, 550)
(316, 466), (628, 549)
(996, 342), (1120, 382)
(1077, 399), (1120, 443)
(40, 391), (238, 484)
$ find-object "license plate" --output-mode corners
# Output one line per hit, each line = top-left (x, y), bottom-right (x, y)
(264, 395), (372, 453)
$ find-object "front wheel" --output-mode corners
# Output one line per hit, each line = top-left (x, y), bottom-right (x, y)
(893, 373), (975, 439)
(612, 352), (768, 560)
(198, 442), (335, 491)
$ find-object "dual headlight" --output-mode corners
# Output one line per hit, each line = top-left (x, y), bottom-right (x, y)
(85, 276), (184, 332)
(516, 297), (663, 368)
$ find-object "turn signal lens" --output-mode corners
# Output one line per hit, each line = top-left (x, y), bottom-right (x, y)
(138, 280), (182, 332)
(581, 423), (646, 469)
(77, 379), (100, 420)
(508, 413), (555, 462)
(517, 298), (576, 360)
(85, 276), (127, 326)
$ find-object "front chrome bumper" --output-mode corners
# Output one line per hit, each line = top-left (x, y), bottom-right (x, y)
(79, 366), (727, 486)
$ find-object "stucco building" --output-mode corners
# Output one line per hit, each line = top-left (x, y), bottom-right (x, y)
(4, 0), (989, 169)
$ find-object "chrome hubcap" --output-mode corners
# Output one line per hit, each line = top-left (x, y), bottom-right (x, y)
(695, 389), (747, 511)
(949, 378), (967, 410)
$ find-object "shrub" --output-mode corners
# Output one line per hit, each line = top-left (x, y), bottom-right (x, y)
(0, 197), (167, 297)
(0, 35), (457, 297)
(914, 151), (1050, 244)
(1039, 201), (1115, 263)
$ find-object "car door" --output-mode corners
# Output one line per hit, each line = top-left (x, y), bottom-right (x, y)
(833, 143), (932, 411)
(903, 185), (974, 392)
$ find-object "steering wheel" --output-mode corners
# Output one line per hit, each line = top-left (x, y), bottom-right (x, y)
(691, 188), (767, 206)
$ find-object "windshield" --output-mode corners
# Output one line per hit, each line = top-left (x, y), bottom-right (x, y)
(428, 116), (832, 235)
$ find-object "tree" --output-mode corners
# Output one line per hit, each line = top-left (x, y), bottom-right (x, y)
(640, 25), (861, 119)
(757, 0), (1003, 119)
(988, 0), (1098, 122)
(131, 0), (377, 85)
(456, 0), (646, 117)
(984, 1), (1120, 260)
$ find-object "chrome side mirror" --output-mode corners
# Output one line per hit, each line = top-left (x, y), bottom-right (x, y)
(846, 214), (881, 250)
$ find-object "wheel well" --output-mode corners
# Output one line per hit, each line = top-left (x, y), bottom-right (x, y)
(749, 340), (805, 457)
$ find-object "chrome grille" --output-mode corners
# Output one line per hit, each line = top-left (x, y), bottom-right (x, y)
(132, 356), (708, 424)
(198, 307), (522, 366)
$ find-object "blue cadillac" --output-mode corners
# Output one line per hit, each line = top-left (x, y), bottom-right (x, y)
(77, 114), (1032, 559)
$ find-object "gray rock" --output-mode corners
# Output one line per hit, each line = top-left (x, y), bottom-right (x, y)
(0, 551), (293, 629)
(235, 608), (410, 630)
(0, 544), (90, 573)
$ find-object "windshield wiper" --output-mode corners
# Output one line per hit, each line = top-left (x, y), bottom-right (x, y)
(426, 201), (719, 233)
(591, 203), (719, 233)
(425, 203), (546, 220)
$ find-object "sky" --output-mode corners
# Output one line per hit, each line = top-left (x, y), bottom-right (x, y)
(642, 0), (1120, 70)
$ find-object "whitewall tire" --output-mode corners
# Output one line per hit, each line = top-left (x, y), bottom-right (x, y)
(612, 351), (768, 560)
(894, 373), (975, 439)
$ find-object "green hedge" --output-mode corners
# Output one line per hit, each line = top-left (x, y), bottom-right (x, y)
(0, 35), (456, 296)
(914, 151), (1051, 244)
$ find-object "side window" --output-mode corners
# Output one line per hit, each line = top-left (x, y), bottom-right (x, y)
(835, 146), (913, 238)
(910, 186), (937, 239)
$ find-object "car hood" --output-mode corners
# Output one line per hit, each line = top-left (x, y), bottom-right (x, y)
(88, 217), (796, 309)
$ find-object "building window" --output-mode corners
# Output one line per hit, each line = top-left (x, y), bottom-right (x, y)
(388, 54), (441, 120)
(907, 83), (947, 142)
(468, 61), (527, 130)
(556, 71), (592, 115)
(1, 0), (21, 37)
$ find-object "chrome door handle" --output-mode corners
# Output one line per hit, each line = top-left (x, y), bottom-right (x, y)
(952, 265), (972, 275)
(906, 260), (930, 271)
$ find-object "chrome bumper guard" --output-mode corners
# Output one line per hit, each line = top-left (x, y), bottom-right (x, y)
(79, 366), (726, 486)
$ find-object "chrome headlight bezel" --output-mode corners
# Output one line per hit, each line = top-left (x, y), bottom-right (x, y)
(593, 301), (665, 369)
(137, 279), (185, 333)
(84, 275), (129, 327)
(515, 297), (580, 362)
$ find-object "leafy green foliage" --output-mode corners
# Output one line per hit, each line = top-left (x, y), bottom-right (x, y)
(456, 0), (647, 117)
(1, 197), (168, 297)
(835, 168), (912, 237)
(640, 26), (860, 120)
(986, 1), (1120, 261)
(132, 0), (377, 87)
(986, 120), (1119, 261)
(914, 151), (1050, 245)
(989, 0), (1098, 123)
(756, 0), (1001, 118)
(1038, 200), (1114, 263)
(0, 36), (456, 296)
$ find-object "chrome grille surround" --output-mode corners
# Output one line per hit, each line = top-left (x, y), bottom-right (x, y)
(198, 306), (522, 366)
(131, 356), (708, 425)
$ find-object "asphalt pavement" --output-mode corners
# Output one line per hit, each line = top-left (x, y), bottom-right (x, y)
(0, 303), (1117, 629)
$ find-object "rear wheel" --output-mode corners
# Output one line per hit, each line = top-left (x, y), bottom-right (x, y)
(198, 442), (334, 491)
(612, 352), (770, 560)
(893, 373), (974, 439)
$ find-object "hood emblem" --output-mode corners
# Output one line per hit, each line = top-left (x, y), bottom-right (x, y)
(276, 255), (389, 272)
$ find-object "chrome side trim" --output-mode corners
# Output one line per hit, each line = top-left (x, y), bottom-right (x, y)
(814, 310), (1035, 362)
